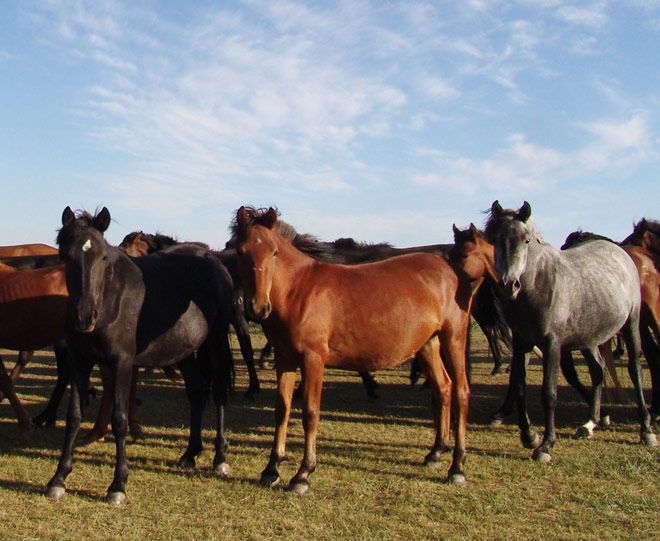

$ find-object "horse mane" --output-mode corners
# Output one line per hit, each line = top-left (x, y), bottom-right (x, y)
(561, 230), (616, 250)
(622, 218), (660, 256)
(483, 205), (542, 244)
(56, 209), (97, 246)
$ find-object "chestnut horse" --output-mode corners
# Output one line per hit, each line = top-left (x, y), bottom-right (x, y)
(233, 207), (473, 493)
(0, 261), (68, 440)
(0, 243), (58, 257)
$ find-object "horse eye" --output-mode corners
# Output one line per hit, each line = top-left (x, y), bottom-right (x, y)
(273, 250), (278, 257)
(525, 238), (531, 244)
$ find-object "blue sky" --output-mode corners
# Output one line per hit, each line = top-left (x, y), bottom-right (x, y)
(1, 1), (659, 249)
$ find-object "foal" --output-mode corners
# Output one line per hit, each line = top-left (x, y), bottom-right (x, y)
(234, 207), (473, 493)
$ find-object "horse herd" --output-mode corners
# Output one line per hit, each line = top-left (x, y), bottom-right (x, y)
(0, 201), (657, 505)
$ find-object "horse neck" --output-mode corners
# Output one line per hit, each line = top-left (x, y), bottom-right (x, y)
(268, 235), (315, 312)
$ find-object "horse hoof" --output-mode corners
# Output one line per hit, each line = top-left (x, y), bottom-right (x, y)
(448, 473), (466, 486)
(80, 432), (106, 446)
(641, 433), (658, 447)
(260, 473), (280, 488)
(45, 486), (66, 501)
(600, 415), (611, 429)
(489, 417), (503, 427)
(521, 431), (541, 449)
(532, 449), (552, 464)
(215, 462), (231, 478)
(178, 457), (196, 469)
(574, 426), (592, 440)
(289, 481), (309, 496)
(107, 491), (126, 506)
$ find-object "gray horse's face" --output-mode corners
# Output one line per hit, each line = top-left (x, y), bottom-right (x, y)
(494, 218), (532, 300)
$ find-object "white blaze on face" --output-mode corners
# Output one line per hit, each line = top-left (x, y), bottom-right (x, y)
(82, 239), (92, 252)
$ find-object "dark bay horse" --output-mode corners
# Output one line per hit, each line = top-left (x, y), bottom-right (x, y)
(233, 207), (474, 493)
(484, 201), (656, 463)
(46, 207), (234, 505)
(119, 231), (259, 398)
(562, 229), (660, 420)
(0, 261), (68, 440)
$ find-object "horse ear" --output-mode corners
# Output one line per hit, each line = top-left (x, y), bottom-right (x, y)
(517, 201), (532, 222)
(452, 224), (460, 241)
(62, 206), (75, 227)
(469, 223), (478, 239)
(237, 206), (250, 227)
(263, 207), (278, 229)
(491, 200), (503, 216)
(94, 207), (111, 233)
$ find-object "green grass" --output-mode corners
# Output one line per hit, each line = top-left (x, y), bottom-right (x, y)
(1, 328), (658, 540)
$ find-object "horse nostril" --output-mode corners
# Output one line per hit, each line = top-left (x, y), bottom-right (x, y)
(92, 309), (99, 321)
(512, 279), (521, 292)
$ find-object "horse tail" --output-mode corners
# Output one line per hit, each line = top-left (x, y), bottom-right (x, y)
(473, 281), (512, 350)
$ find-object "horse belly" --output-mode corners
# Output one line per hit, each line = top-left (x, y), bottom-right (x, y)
(136, 302), (210, 367)
(0, 297), (66, 350)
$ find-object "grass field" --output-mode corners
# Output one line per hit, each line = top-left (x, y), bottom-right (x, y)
(1, 326), (658, 540)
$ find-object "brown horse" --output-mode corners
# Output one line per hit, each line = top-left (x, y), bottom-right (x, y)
(233, 207), (473, 493)
(0, 262), (67, 440)
(0, 243), (58, 257)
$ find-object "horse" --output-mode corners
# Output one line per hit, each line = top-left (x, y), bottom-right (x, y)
(233, 206), (473, 493)
(0, 261), (68, 440)
(0, 243), (58, 257)
(452, 224), (623, 432)
(119, 231), (259, 398)
(46, 207), (234, 505)
(562, 229), (660, 420)
(483, 201), (656, 463)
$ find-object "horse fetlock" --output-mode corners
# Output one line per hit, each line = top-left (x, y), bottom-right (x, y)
(520, 430), (541, 449)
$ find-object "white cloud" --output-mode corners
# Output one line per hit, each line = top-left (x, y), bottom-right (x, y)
(554, 2), (608, 28)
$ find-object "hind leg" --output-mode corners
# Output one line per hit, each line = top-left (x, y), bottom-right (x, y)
(418, 337), (452, 467)
(506, 336), (540, 450)
(640, 309), (660, 420)
(210, 333), (232, 477)
(33, 341), (68, 428)
(80, 363), (114, 444)
(359, 371), (379, 400)
(9, 350), (33, 384)
(232, 303), (259, 398)
(622, 316), (657, 445)
(574, 348), (605, 439)
(177, 354), (208, 468)
(0, 355), (31, 441)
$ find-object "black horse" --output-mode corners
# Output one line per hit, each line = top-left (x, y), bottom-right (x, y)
(46, 207), (235, 505)
(119, 231), (259, 398)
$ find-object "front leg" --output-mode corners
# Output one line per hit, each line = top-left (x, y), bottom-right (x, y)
(106, 359), (134, 506)
(508, 338), (539, 450)
(532, 339), (561, 463)
(289, 358), (324, 495)
(261, 367), (296, 488)
(46, 354), (93, 500)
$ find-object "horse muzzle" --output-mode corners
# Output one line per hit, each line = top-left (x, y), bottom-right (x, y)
(74, 305), (99, 333)
(501, 278), (521, 300)
(247, 298), (272, 322)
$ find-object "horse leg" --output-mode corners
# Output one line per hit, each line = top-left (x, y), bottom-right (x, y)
(419, 337), (452, 467)
(442, 328), (470, 486)
(127, 366), (143, 438)
(261, 367), (296, 488)
(106, 360), (134, 506)
(211, 332), (232, 477)
(80, 363), (114, 445)
(640, 313), (660, 421)
(33, 341), (68, 428)
(289, 359), (324, 495)
(177, 354), (207, 468)
(485, 328), (505, 375)
(359, 371), (378, 400)
(10, 350), (33, 383)
(0, 355), (31, 441)
(491, 339), (530, 429)
(409, 354), (423, 386)
(507, 338), (539, 449)
(574, 348), (605, 439)
(532, 339), (561, 463)
(621, 315), (657, 446)
(259, 342), (274, 369)
(46, 355), (94, 500)
(232, 309), (259, 399)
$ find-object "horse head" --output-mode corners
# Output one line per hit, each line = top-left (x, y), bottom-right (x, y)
(234, 206), (279, 321)
(451, 223), (499, 285)
(487, 200), (534, 300)
(58, 206), (112, 333)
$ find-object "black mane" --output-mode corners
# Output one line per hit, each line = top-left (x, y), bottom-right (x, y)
(561, 230), (616, 251)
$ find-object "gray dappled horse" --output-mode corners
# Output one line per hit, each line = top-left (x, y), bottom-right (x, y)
(485, 200), (657, 463)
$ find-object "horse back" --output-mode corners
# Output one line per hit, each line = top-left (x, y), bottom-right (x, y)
(269, 252), (463, 371)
